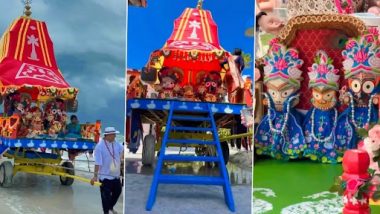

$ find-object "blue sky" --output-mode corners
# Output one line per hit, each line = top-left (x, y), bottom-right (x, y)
(127, 0), (255, 77)
(0, 0), (126, 132)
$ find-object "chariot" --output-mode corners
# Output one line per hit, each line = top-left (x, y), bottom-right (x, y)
(126, 1), (253, 211)
(0, 4), (101, 187)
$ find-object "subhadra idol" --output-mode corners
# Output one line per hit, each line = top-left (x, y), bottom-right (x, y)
(303, 50), (341, 163)
(255, 42), (306, 160)
(336, 32), (380, 150)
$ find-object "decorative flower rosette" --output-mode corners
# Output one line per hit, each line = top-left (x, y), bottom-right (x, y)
(342, 33), (380, 79)
(263, 42), (304, 89)
(334, 0), (355, 14)
(308, 50), (340, 91)
(370, 27), (380, 45)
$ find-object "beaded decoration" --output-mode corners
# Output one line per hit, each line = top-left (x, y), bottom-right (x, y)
(264, 93), (299, 135)
(348, 91), (375, 129)
(308, 50), (340, 142)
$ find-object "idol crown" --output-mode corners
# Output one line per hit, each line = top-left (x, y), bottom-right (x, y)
(264, 40), (304, 88)
(308, 50), (340, 90)
(342, 32), (380, 79)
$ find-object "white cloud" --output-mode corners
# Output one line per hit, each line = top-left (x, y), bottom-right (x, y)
(1, 0), (125, 61)
(105, 76), (125, 89)
(92, 0), (126, 16)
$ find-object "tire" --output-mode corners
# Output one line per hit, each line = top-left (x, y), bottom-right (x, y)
(142, 134), (156, 166)
(206, 146), (216, 168)
(221, 141), (230, 165)
(0, 161), (13, 188)
(60, 161), (75, 186)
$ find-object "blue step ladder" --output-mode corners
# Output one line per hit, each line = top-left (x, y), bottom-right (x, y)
(146, 102), (235, 212)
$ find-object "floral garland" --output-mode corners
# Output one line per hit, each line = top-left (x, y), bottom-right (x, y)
(265, 93), (299, 136)
(348, 92), (374, 129)
(0, 85), (78, 99)
(310, 108), (338, 143)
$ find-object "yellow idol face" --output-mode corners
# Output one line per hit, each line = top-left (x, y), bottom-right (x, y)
(311, 87), (336, 110)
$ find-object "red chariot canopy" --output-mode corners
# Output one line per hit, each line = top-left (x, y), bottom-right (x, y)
(163, 7), (224, 52)
(147, 6), (231, 86)
(0, 16), (78, 101)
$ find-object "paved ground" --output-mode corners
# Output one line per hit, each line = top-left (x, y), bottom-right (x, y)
(0, 152), (123, 214)
(124, 173), (251, 214)
(253, 158), (380, 214)
(124, 147), (252, 214)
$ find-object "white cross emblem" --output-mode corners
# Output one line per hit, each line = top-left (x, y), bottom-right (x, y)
(27, 34), (40, 61)
(188, 20), (201, 40)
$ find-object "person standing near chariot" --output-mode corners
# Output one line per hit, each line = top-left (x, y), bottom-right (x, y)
(303, 50), (342, 163)
(91, 127), (124, 214)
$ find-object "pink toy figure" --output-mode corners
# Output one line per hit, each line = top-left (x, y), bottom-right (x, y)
(358, 125), (380, 173)
(368, 0), (380, 15)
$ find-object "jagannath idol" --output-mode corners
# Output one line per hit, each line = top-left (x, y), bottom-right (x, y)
(336, 32), (380, 150)
(303, 50), (342, 163)
(255, 41), (306, 160)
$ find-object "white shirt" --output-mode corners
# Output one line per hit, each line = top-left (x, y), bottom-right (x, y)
(94, 138), (124, 180)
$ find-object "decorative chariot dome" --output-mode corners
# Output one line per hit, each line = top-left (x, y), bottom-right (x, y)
(143, 0), (231, 87)
(0, 1), (78, 101)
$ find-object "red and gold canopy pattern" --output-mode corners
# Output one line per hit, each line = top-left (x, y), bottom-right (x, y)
(151, 7), (230, 86)
(0, 16), (78, 101)
(163, 8), (223, 51)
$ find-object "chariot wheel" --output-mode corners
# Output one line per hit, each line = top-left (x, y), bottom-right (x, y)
(221, 141), (230, 165)
(142, 134), (156, 166)
(0, 161), (13, 188)
(59, 161), (75, 186)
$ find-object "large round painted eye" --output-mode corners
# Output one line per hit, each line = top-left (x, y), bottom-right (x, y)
(205, 82), (211, 87)
(281, 89), (293, 98)
(362, 81), (375, 94)
(268, 89), (278, 98)
(323, 91), (335, 101)
(350, 80), (361, 93)
(312, 91), (321, 100)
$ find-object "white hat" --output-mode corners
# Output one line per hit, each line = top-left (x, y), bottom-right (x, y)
(103, 127), (120, 135)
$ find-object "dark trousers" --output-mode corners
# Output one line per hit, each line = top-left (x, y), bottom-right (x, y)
(100, 178), (122, 214)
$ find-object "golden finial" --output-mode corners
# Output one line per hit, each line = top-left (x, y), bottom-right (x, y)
(23, 0), (32, 17)
(197, 0), (203, 9)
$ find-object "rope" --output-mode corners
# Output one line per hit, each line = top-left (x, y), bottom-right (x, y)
(28, 162), (124, 179)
